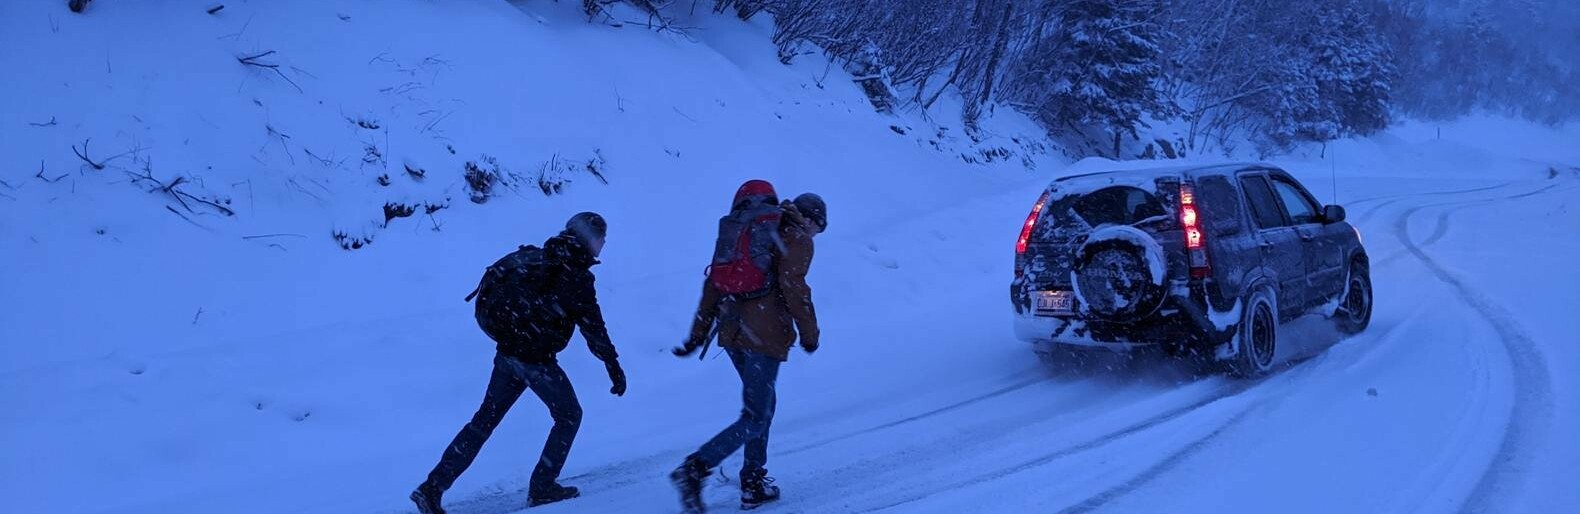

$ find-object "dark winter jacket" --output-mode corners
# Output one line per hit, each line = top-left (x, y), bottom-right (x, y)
(683, 204), (819, 361)
(496, 232), (620, 366)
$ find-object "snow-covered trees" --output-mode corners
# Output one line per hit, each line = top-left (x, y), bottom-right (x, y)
(1385, 0), (1579, 124)
(716, 0), (1571, 156)
(1310, 4), (1394, 138)
(1154, 0), (1396, 152)
(1003, 0), (1168, 156)
(1237, 0), (1395, 150)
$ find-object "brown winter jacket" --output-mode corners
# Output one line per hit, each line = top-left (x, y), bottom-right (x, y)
(684, 203), (819, 361)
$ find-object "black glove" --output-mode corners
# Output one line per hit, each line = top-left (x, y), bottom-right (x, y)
(672, 341), (700, 358)
(801, 334), (820, 354)
(606, 361), (626, 397)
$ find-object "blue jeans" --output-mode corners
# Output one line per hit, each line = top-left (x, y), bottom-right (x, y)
(693, 348), (780, 473)
(424, 354), (582, 495)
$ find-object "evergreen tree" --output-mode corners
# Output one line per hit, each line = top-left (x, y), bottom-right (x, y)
(1309, 3), (1394, 136)
(1014, 0), (1168, 156)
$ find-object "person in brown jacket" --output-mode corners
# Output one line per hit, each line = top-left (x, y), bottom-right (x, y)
(670, 187), (826, 513)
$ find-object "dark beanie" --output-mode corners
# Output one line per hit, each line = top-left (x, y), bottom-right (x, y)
(793, 193), (827, 231)
(566, 212), (607, 241)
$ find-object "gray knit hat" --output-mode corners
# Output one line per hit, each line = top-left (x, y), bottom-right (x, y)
(566, 211), (607, 241)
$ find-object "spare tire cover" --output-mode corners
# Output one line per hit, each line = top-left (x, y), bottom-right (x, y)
(1071, 225), (1166, 319)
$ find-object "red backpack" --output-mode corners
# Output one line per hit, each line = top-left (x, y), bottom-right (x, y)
(708, 180), (783, 299)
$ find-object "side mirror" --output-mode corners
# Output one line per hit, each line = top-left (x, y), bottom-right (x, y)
(1322, 205), (1347, 224)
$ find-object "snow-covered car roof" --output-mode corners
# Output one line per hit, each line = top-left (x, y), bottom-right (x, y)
(1057, 160), (1276, 183)
(1046, 160), (1277, 195)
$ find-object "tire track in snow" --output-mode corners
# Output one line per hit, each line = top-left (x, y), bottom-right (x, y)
(843, 295), (1425, 514)
(1052, 407), (1258, 514)
(780, 375), (1048, 455)
(1345, 182), (1512, 207)
(847, 379), (1267, 513)
(1372, 183), (1572, 268)
(1007, 309), (1423, 514)
(1418, 183), (1570, 247)
(1393, 193), (1558, 514)
(1352, 182), (1514, 224)
(436, 373), (1051, 514)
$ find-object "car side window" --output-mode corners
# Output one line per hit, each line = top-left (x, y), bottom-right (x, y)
(1270, 176), (1321, 225)
(1196, 175), (1242, 236)
(1239, 175), (1287, 229)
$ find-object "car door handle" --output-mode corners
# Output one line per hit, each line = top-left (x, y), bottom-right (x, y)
(1299, 234), (1315, 242)
(1259, 240), (1274, 248)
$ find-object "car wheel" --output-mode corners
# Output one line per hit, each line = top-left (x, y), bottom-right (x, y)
(1229, 290), (1278, 378)
(1336, 261), (1372, 334)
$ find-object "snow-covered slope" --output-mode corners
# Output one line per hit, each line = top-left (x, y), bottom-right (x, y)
(3, 2), (1579, 514)
(1, 1), (1053, 512)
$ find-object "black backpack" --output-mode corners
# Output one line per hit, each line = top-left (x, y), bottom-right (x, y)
(465, 245), (555, 344)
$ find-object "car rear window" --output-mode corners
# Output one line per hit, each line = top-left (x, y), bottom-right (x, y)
(1036, 184), (1175, 241)
(1076, 186), (1165, 225)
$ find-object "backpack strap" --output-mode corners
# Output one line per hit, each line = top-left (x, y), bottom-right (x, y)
(697, 296), (743, 360)
(464, 265), (496, 302)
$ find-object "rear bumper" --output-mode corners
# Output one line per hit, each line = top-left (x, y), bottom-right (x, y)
(1013, 313), (1154, 349)
(1013, 279), (1239, 358)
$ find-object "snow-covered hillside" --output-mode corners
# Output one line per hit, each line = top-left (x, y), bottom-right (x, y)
(3, 2), (1578, 514)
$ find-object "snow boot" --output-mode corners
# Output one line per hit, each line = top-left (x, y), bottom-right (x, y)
(671, 457), (709, 513)
(527, 483), (580, 508)
(739, 468), (781, 510)
(410, 484), (446, 514)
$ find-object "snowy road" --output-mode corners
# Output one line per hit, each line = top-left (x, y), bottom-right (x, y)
(3, 2), (1575, 512)
(412, 174), (1579, 514)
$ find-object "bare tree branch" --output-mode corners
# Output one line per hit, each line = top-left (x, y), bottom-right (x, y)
(126, 164), (237, 216)
(36, 161), (66, 182)
(237, 50), (304, 93)
(73, 139), (106, 170)
(241, 233), (306, 240)
(165, 205), (214, 231)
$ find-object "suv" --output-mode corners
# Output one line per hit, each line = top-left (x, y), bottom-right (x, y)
(1010, 163), (1372, 376)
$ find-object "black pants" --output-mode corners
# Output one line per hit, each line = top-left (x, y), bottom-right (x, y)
(424, 354), (582, 495)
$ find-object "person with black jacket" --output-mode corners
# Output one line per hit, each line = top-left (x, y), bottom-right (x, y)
(412, 212), (626, 514)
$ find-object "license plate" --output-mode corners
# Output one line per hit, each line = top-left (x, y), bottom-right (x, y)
(1034, 290), (1075, 316)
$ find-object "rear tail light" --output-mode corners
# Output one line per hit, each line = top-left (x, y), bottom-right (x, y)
(1015, 190), (1051, 278)
(1180, 182), (1211, 279)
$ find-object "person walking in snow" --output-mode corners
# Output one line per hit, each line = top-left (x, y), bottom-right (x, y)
(670, 182), (826, 513)
(412, 212), (627, 513)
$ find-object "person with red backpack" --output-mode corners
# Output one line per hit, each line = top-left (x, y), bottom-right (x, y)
(411, 212), (626, 514)
(670, 181), (826, 513)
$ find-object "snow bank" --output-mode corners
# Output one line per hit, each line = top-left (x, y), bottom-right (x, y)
(0, 1), (1058, 513)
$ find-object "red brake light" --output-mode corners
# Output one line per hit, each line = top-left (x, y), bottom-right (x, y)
(1017, 191), (1051, 255)
(1180, 182), (1211, 279)
(1182, 205), (1203, 249)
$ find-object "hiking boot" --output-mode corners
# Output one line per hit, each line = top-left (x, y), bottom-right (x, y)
(671, 457), (709, 513)
(410, 484), (446, 514)
(527, 483), (581, 508)
(740, 468), (781, 510)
